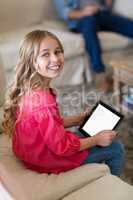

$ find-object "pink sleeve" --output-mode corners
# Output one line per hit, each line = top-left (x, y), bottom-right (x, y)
(35, 107), (80, 157)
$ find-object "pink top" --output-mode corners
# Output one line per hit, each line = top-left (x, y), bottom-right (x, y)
(12, 89), (89, 174)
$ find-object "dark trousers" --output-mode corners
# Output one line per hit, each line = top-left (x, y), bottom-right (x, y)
(77, 10), (133, 73)
(81, 140), (124, 176)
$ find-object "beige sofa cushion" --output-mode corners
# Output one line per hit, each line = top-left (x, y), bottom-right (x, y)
(114, 0), (133, 19)
(63, 174), (133, 200)
(0, 0), (58, 33)
(99, 32), (130, 52)
(0, 134), (110, 200)
(0, 26), (84, 60)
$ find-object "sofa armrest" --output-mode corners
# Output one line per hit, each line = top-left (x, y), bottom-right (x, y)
(0, 160), (110, 200)
(63, 174), (133, 200)
(0, 134), (110, 200)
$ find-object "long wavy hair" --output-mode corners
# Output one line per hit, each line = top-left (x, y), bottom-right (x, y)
(2, 30), (64, 137)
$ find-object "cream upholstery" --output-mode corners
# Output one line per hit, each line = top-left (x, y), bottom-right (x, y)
(63, 175), (133, 200)
(0, 0), (57, 33)
(0, 134), (133, 200)
(114, 0), (133, 19)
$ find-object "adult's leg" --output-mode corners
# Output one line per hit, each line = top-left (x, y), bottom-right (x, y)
(82, 140), (124, 176)
(78, 16), (105, 73)
(98, 11), (133, 38)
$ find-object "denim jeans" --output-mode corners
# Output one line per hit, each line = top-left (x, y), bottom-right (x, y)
(78, 10), (133, 73)
(81, 140), (124, 176)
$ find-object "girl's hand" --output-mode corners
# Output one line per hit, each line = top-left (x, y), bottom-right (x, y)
(79, 106), (92, 125)
(84, 106), (92, 115)
(93, 130), (116, 147)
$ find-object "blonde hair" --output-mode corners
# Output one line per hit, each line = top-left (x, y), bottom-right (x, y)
(2, 30), (64, 137)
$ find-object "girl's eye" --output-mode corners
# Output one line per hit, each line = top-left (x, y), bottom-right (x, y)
(55, 49), (63, 55)
(41, 52), (50, 57)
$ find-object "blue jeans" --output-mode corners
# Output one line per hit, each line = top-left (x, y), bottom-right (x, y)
(81, 140), (124, 176)
(77, 10), (133, 73)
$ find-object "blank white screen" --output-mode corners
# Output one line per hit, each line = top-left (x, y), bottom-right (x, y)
(82, 104), (120, 136)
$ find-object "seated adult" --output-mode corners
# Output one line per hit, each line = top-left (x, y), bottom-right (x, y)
(54, 0), (133, 91)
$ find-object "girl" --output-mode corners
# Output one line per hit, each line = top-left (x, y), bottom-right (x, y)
(2, 30), (124, 175)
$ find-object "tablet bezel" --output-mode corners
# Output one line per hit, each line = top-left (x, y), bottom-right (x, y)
(79, 101), (124, 137)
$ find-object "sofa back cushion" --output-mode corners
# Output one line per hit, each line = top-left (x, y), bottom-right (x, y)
(0, 0), (57, 33)
(114, 0), (133, 19)
(1, 0), (133, 33)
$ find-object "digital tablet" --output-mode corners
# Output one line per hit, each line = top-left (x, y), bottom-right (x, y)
(79, 101), (124, 137)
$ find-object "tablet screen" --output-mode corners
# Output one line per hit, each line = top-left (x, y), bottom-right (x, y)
(79, 101), (123, 137)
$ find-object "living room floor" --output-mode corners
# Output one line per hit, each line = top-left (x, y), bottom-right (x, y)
(56, 82), (133, 185)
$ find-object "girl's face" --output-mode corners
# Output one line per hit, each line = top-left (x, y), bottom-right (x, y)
(34, 36), (64, 79)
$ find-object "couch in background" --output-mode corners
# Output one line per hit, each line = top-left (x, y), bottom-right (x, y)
(0, 0), (133, 89)
(0, 0), (91, 88)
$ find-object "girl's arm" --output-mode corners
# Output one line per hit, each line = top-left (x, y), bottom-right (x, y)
(63, 113), (85, 128)
(79, 130), (116, 150)
(63, 107), (91, 128)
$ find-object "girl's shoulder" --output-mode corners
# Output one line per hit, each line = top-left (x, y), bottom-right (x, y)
(16, 88), (61, 124)
(20, 88), (57, 111)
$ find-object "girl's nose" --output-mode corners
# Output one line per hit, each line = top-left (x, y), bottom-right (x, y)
(51, 53), (58, 62)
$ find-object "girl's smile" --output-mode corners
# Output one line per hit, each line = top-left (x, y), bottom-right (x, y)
(35, 36), (64, 79)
